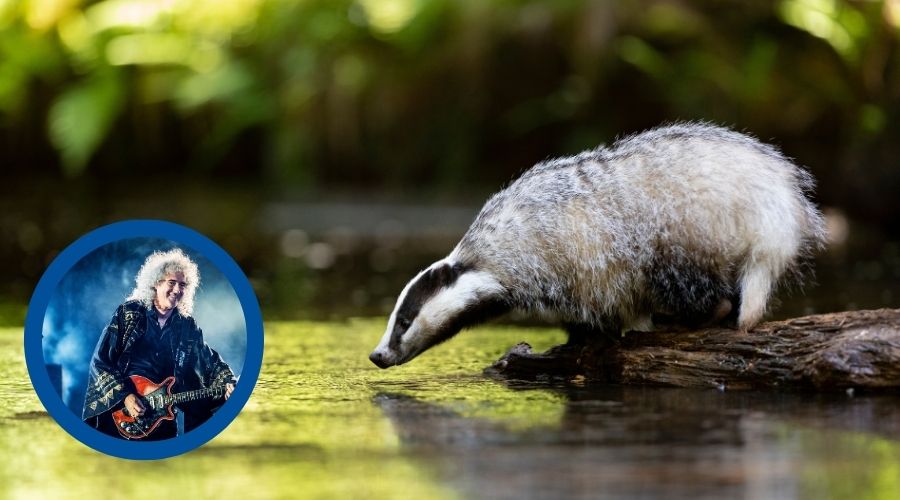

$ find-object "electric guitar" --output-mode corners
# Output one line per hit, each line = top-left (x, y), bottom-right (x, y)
(111, 374), (229, 439)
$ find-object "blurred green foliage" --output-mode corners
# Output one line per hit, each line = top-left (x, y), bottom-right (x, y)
(2, 0), (900, 314)
(1, 0), (898, 192)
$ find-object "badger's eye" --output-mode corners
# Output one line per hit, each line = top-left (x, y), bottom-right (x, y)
(397, 317), (412, 330)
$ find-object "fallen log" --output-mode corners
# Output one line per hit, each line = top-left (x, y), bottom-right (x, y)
(485, 309), (900, 391)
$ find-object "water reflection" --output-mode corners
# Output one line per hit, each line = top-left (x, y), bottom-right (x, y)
(374, 387), (900, 499)
(5, 318), (899, 498)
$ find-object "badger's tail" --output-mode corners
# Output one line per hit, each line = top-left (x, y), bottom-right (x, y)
(737, 169), (826, 330)
(795, 167), (829, 258)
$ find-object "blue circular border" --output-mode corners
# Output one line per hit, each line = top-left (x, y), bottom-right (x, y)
(24, 220), (263, 460)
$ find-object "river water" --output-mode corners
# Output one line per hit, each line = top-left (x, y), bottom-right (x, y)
(2, 318), (898, 499)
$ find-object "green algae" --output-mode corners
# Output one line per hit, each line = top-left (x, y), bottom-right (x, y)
(1, 320), (565, 499)
(3, 321), (900, 499)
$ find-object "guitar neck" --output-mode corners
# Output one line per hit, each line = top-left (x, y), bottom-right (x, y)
(162, 385), (227, 406)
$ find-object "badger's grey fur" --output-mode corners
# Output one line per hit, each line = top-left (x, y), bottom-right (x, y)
(370, 123), (826, 368)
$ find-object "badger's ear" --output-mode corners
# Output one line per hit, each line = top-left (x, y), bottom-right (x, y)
(432, 262), (468, 287)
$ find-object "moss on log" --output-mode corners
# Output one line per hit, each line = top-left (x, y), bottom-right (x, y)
(485, 309), (900, 391)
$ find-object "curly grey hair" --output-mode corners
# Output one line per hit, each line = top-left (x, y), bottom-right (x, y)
(127, 248), (200, 316)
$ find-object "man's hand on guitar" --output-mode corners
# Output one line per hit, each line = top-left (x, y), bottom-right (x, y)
(225, 383), (234, 400)
(124, 393), (145, 417)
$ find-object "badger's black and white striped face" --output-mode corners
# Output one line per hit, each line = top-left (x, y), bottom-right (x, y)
(369, 259), (507, 368)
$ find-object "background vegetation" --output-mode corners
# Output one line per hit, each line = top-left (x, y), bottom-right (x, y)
(2, 0), (899, 320)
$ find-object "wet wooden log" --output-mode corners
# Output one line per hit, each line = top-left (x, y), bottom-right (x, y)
(485, 309), (900, 391)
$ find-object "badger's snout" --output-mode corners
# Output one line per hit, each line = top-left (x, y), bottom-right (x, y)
(369, 350), (394, 369)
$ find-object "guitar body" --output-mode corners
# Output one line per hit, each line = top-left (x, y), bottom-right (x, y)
(111, 375), (176, 439)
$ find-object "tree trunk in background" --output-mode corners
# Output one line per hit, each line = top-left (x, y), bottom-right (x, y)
(486, 309), (900, 392)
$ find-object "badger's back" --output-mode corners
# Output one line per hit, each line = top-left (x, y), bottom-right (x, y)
(453, 123), (826, 328)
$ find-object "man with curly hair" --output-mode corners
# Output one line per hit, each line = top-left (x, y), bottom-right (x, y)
(82, 248), (236, 440)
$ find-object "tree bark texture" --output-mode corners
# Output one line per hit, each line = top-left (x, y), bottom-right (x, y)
(485, 309), (900, 392)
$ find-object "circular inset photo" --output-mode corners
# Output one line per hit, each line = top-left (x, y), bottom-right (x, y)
(24, 220), (263, 460)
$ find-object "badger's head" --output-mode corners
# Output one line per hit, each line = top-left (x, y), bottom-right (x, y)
(369, 259), (507, 368)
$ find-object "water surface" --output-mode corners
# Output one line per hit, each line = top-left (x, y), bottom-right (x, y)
(2, 320), (899, 499)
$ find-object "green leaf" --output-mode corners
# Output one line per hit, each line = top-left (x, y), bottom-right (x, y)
(47, 71), (123, 176)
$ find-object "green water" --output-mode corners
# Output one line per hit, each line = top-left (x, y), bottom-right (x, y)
(2, 321), (900, 499)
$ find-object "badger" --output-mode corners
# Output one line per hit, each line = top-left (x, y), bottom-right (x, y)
(369, 123), (826, 369)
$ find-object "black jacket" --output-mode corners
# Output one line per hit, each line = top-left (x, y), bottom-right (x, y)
(82, 300), (235, 436)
